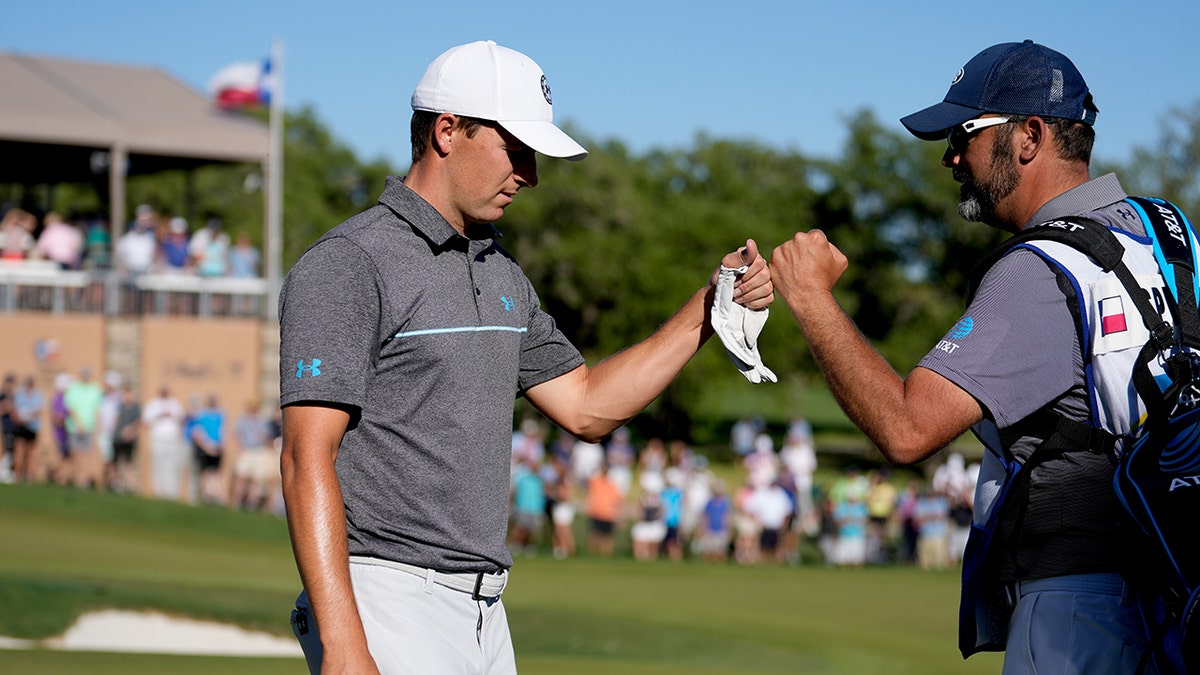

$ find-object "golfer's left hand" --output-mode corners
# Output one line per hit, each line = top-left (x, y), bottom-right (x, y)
(714, 239), (773, 310)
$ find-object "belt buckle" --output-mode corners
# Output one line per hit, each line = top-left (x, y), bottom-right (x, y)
(471, 572), (487, 600)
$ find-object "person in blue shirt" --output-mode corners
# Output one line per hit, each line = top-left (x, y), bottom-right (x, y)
(509, 459), (546, 556)
(660, 467), (685, 561)
(189, 394), (225, 505)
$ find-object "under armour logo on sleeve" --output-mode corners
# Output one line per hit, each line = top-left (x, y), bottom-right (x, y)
(296, 359), (322, 378)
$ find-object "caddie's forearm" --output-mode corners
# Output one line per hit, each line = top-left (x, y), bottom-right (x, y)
(785, 290), (922, 463)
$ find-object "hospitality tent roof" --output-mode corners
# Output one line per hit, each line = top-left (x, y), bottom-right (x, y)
(0, 52), (269, 184)
(0, 51), (282, 317)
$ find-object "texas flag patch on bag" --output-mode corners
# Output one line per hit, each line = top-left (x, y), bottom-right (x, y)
(1099, 295), (1128, 335)
(1090, 276), (1154, 354)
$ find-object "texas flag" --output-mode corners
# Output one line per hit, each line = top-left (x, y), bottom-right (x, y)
(1099, 295), (1128, 335)
(209, 57), (273, 110)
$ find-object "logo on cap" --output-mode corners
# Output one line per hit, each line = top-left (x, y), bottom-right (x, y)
(540, 75), (552, 105)
(951, 68), (964, 86)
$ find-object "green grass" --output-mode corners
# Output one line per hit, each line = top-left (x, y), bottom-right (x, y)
(506, 559), (1002, 674)
(0, 651), (302, 674)
(0, 483), (1003, 673)
(0, 483), (299, 638)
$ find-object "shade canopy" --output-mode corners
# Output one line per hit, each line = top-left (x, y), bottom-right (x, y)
(0, 52), (269, 184)
(1, 51), (283, 320)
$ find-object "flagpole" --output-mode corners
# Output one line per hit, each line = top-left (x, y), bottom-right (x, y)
(266, 38), (284, 321)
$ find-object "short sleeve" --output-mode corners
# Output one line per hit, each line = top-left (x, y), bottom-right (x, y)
(279, 237), (382, 411)
(516, 278), (584, 393)
(918, 248), (1078, 427)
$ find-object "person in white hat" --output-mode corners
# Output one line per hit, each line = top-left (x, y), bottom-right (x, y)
(279, 40), (773, 674)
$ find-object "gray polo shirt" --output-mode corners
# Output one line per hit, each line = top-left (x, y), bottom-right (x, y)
(279, 177), (584, 572)
(919, 173), (1141, 580)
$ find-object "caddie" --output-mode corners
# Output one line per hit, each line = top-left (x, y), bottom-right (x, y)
(771, 40), (1167, 672)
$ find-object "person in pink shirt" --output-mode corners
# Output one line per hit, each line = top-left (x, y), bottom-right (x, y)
(0, 208), (37, 260)
(35, 212), (84, 270)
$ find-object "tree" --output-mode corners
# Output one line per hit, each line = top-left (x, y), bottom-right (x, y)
(503, 131), (819, 441)
(806, 110), (1004, 371)
(276, 105), (392, 269)
(1120, 101), (1200, 217)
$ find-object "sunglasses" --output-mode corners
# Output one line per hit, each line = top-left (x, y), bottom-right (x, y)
(947, 116), (1014, 154)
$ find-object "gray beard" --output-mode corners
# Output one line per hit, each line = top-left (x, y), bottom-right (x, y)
(957, 188), (986, 222)
(956, 137), (1019, 224)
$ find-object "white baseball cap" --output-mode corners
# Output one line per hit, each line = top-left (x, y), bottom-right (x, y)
(411, 40), (588, 161)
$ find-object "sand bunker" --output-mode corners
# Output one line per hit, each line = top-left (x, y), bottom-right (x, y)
(0, 609), (302, 657)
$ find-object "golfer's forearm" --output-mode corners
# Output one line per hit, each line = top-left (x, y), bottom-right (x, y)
(538, 286), (713, 441)
(281, 453), (368, 651)
(590, 285), (713, 401)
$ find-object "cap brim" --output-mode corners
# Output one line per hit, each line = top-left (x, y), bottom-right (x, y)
(499, 120), (588, 161)
(900, 101), (984, 141)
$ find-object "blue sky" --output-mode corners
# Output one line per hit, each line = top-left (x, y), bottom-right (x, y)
(8, 1), (1199, 170)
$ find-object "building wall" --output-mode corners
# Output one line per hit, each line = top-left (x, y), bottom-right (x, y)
(0, 314), (107, 385)
(0, 314), (107, 484)
(0, 312), (278, 494)
(139, 316), (262, 418)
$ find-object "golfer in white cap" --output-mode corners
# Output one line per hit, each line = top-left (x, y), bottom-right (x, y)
(279, 40), (773, 674)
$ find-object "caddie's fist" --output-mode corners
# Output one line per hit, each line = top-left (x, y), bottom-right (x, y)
(770, 230), (848, 303)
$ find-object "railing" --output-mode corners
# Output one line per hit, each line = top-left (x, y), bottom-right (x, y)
(0, 260), (89, 313)
(0, 260), (268, 318)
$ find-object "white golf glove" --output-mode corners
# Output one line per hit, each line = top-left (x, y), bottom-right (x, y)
(711, 265), (776, 384)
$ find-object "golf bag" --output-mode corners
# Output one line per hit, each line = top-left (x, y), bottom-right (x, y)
(976, 197), (1200, 673)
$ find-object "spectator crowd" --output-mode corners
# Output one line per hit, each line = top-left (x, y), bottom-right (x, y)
(0, 366), (282, 515)
(505, 415), (980, 569)
(1, 361), (978, 570)
(0, 203), (261, 278)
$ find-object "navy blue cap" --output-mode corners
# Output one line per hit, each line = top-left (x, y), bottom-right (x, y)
(901, 40), (1099, 141)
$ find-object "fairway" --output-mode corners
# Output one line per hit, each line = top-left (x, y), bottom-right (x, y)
(0, 483), (1002, 673)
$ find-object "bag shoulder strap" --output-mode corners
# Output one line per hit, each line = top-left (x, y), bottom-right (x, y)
(1125, 196), (1200, 349)
(968, 216), (1167, 340)
(967, 215), (1178, 433)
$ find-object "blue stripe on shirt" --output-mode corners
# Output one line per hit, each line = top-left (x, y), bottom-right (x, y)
(389, 325), (528, 341)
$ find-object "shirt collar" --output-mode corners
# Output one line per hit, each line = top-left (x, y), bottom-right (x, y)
(1025, 173), (1128, 229)
(378, 176), (503, 248)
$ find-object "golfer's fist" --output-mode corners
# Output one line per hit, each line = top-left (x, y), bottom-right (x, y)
(714, 239), (773, 310)
(770, 230), (848, 304)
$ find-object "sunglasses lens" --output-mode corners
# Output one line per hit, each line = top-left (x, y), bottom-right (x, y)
(947, 128), (965, 152)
